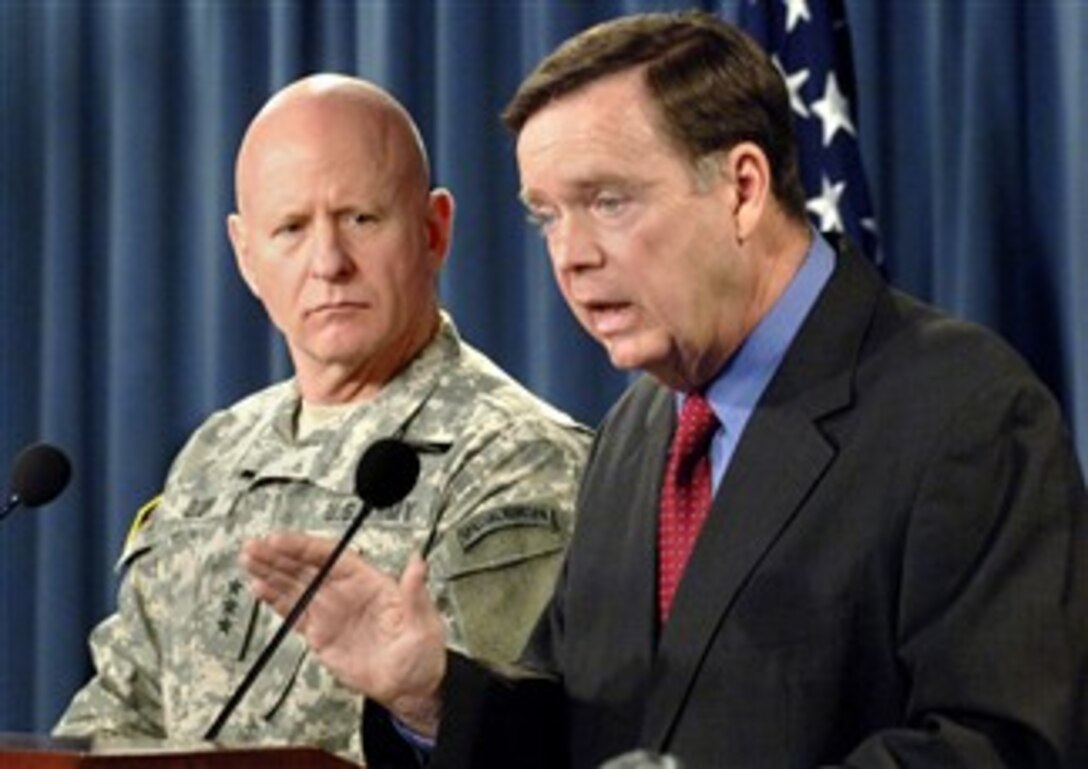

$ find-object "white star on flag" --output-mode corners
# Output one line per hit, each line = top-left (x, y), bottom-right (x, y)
(739, 0), (882, 265)
(774, 55), (811, 118)
(811, 72), (857, 146)
(807, 175), (847, 232)
(784, 0), (812, 33)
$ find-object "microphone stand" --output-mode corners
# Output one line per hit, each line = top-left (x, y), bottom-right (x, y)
(203, 499), (375, 741)
(0, 495), (22, 523)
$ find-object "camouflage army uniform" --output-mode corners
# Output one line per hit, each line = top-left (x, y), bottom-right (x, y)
(54, 316), (591, 763)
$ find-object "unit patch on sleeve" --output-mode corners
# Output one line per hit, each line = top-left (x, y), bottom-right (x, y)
(455, 506), (557, 552)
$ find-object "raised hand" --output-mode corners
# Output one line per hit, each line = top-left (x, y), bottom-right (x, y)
(240, 533), (447, 735)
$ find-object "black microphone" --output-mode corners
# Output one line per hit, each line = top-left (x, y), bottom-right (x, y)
(204, 437), (420, 741)
(0, 442), (72, 523)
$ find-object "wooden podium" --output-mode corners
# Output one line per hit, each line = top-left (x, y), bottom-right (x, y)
(0, 733), (360, 768)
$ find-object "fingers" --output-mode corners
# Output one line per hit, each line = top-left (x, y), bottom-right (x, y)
(246, 566), (308, 615)
(242, 532), (338, 570)
(400, 551), (428, 590)
(239, 535), (436, 641)
(400, 551), (446, 648)
(400, 551), (431, 613)
(241, 533), (396, 618)
(240, 534), (335, 614)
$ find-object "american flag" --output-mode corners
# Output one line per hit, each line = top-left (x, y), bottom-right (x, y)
(739, 0), (881, 264)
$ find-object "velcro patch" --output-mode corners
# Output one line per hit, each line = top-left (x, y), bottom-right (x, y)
(117, 494), (162, 571)
(456, 506), (557, 552)
(124, 495), (161, 551)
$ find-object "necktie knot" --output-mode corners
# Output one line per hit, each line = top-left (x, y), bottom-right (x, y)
(674, 391), (718, 456)
(669, 393), (719, 478)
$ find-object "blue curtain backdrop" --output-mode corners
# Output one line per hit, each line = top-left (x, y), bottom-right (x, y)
(1, 0), (1085, 732)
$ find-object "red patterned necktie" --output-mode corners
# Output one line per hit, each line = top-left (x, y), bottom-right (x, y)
(658, 391), (719, 622)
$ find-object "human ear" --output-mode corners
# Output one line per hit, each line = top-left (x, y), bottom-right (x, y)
(725, 143), (771, 242)
(425, 189), (455, 267)
(227, 213), (261, 299)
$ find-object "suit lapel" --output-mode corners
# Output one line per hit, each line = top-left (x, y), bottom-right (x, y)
(641, 402), (836, 746)
(639, 238), (882, 748)
(618, 384), (676, 674)
(563, 377), (676, 714)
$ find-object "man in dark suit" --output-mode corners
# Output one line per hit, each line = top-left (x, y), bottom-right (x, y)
(241, 11), (1088, 767)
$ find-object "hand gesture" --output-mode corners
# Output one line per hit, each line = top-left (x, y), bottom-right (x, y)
(240, 533), (446, 735)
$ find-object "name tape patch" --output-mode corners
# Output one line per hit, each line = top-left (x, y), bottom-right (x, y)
(456, 506), (557, 551)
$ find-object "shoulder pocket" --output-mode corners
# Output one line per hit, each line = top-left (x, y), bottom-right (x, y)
(433, 506), (571, 661)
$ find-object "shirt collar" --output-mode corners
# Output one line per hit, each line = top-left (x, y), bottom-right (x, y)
(685, 229), (835, 438)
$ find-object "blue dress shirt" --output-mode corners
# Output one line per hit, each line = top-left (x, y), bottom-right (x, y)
(682, 230), (835, 494)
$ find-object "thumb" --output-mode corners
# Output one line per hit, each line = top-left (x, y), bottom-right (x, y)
(401, 550), (429, 590)
(400, 551), (432, 614)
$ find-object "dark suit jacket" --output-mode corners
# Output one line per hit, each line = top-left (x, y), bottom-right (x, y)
(366, 238), (1088, 768)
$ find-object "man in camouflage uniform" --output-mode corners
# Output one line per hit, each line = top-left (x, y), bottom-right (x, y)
(53, 74), (590, 763)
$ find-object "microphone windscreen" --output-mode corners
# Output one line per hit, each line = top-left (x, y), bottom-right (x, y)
(354, 438), (420, 508)
(10, 442), (72, 507)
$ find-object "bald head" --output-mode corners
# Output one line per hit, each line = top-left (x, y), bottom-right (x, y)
(225, 73), (455, 403)
(234, 74), (431, 217)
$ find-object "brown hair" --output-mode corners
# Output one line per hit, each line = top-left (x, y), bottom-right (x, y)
(502, 10), (807, 222)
